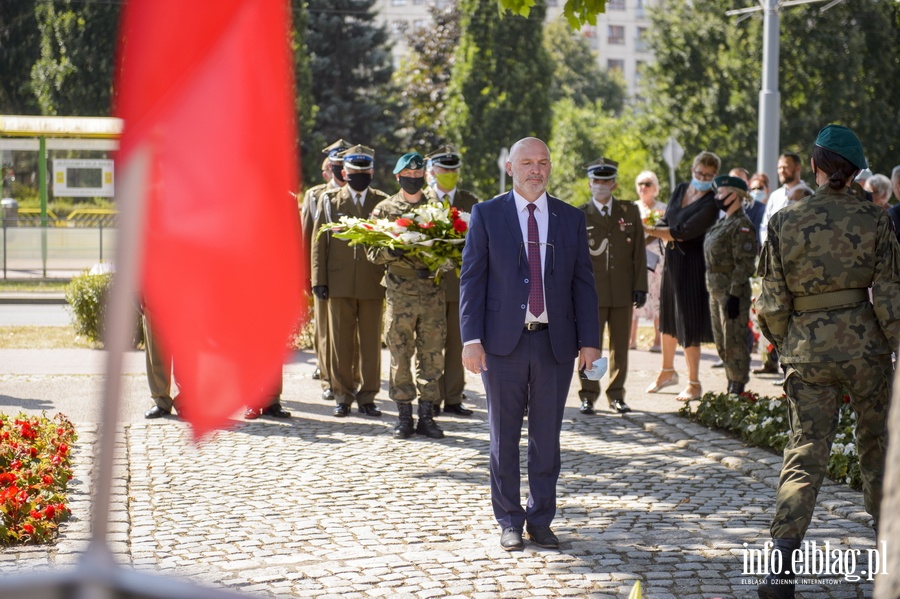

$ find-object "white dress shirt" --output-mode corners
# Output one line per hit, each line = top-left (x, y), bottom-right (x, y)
(514, 190), (549, 323)
(759, 183), (798, 245)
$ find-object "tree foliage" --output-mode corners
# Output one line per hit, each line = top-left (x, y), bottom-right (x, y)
(638, 0), (900, 183)
(543, 19), (625, 113)
(391, 3), (462, 153)
(291, 0), (317, 187)
(0, 2), (41, 114)
(303, 0), (399, 190)
(445, 0), (553, 199)
(497, 0), (608, 29)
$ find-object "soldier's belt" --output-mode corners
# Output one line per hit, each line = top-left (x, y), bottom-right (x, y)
(388, 265), (433, 279)
(792, 288), (868, 312)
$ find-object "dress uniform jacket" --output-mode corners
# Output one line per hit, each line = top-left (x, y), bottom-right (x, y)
(301, 181), (333, 388)
(580, 198), (648, 306)
(312, 186), (388, 300)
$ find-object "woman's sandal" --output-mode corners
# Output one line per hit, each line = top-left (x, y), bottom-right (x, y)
(675, 380), (702, 402)
(646, 369), (679, 394)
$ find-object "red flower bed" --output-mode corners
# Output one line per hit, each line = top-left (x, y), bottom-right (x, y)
(0, 413), (77, 545)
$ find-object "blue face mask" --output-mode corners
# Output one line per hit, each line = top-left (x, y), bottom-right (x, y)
(692, 178), (713, 192)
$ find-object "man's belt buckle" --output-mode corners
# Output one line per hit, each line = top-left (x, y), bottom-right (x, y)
(524, 322), (548, 331)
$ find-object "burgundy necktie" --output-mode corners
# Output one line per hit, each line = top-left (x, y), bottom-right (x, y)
(526, 203), (544, 318)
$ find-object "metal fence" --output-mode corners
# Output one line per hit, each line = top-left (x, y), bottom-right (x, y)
(1, 221), (117, 278)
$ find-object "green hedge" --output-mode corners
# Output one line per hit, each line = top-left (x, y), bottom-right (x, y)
(679, 391), (862, 490)
(64, 270), (142, 348)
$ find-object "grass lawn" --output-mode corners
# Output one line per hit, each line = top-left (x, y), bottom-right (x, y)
(0, 280), (69, 293)
(0, 326), (98, 349)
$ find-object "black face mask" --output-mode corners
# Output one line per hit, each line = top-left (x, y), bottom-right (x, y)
(714, 193), (732, 212)
(398, 176), (424, 195)
(331, 164), (345, 183)
(346, 172), (372, 192)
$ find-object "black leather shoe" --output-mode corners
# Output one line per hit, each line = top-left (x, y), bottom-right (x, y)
(442, 403), (473, 416)
(263, 404), (291, 418)
(579, 399), (595, 415)
(500, 526), (524, 551)
(322, 389), (335, 401)
(526, 524), (559, 549)
(144, 406), (170, 419)
(433, 404), (441, 415)
(312, 367), (321, 380)
(333, 403), (351, 417)
(608, 398), (631, 414)
(244, 407), (261, 420)
(358, 403), (382, 417)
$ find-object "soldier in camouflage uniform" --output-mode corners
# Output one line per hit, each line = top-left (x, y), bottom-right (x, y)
(704, 175), (758, 396)
(756, 125), (900, 599)
(368, 152), (446, 440)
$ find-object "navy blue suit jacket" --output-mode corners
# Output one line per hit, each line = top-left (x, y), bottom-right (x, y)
(459, 191), (600, 363)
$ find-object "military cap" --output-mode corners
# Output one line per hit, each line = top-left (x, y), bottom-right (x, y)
(712, 175), (748, 193)
(339, 145), (375, 170)
(393, 151), (425, 174)
(425, 145), (462, 169)
(814, 124), (867, 170)
(584, 157), (619, 180)
(322, 139), (353, 161)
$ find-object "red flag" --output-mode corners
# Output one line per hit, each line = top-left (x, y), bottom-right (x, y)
(115, 0), (304, 437)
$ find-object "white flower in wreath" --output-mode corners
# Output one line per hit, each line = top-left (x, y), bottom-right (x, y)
(398, 231), (426, 244)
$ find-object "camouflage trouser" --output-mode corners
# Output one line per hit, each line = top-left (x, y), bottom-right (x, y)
(383, 287), (446, 403)
(771, 354), (893, 540)
(709, 290), (751, 385)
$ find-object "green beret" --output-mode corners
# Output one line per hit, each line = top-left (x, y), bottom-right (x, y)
(712, 175), (747, 193)
(393, 152), (425, 174)
(815, 124), (867, 170)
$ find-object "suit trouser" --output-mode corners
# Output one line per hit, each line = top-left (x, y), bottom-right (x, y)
(314, 296), (332, 389)
(579, 305), (631, 402)
(772, 355), (892, 539)
(483, 328), (575, 529)
(142, 314), (175, 411)
(328, 296), (382, 406)
(438, 299), (465, 406)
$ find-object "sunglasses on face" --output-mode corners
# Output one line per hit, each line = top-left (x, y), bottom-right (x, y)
(637, 181), (654, 187)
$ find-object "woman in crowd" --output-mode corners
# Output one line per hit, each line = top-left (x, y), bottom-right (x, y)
(644, 151), (720, 401)
(703, 176), (758, 396)
(630, 170), (666, 353)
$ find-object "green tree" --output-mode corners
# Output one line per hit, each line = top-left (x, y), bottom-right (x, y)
(304, 0), (399, 190)
(291, 0), (318, 188)
(445, 0), (553, 199)
(0, 2), (41, 114)
(30, 0), (118, 116)
(543, 19), (625, 113)
(549, 99), (652, 206)
(391, 3), (462, 153)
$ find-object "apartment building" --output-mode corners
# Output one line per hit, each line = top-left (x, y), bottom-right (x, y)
(375, 0), (658, 97)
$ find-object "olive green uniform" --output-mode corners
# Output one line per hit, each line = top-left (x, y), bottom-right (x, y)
(577, 198), (647, 404)
(142, 311), (176, 411)
(312, 185), (389, 407)
(301, 181), (340, 391)
(425, 186), (480, 409)
(368, 193), (446, 404)
(703, 211), (758, 386)
(757, 184), (900, 539)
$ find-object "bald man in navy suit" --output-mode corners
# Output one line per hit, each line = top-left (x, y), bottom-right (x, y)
(459, 137), (600, 551)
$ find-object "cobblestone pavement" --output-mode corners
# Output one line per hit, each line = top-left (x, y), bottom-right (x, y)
(0, 346), (880, 598)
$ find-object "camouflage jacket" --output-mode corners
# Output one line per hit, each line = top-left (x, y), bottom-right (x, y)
(367, 192), (444, 296)
(756, 184), (900, 363)
(703, 211), (758, 298)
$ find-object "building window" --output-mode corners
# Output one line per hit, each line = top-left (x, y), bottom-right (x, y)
(636, 27), (648, 52)
(607, 25), (625, 45)
(608, 59), (625, 72)
(391, 19), (408, 35)
(413, 0), (426, 4)
(413, 19), (427, 29)
(391, 0), (406, 5)
(608, 0), (626, 9)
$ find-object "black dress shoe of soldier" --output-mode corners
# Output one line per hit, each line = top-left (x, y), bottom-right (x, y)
(322, 389), (335, 401)
(333, 403), (351, 417)
(442, 403), (473, 416)
(579, 399), (595, 415)
(500, 527), (524, 551)
(608, 399), (631, 414)
(358, 403), (382, 417)
(526, 524), (559, 549)
(263, 403), (291, 418)
(144, 406), (170, 419)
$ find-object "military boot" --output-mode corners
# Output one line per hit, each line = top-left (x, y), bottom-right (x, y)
(415, 401), (445, 439)
(393, 402), (415, 439)
(758, 538), (801, 599)
(728, 381), (746, 395)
